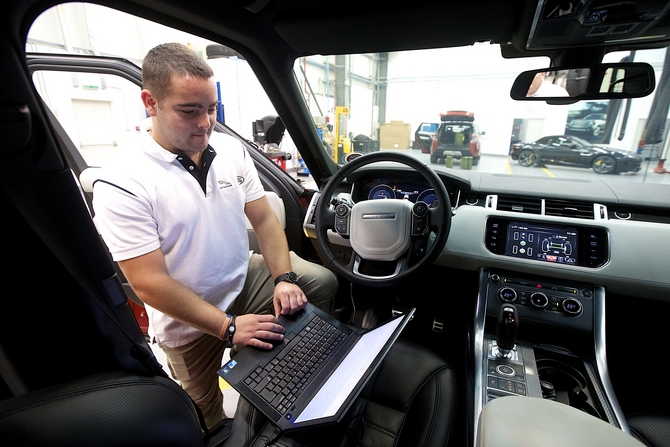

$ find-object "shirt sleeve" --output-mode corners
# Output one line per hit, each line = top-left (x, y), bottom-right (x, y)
(92, 176), (162, 262)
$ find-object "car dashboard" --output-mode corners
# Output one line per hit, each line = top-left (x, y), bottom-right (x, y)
(303, 164), (670, 302)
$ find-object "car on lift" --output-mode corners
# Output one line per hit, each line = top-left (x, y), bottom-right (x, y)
(511, 135), (642, 174)
(430, 111), (482, 165)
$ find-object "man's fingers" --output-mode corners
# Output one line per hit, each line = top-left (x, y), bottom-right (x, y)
(259, 329), (284, 340)
(262, 322), (284, 334)
(273, 282), (309, 316)
(277, 293), (308, 315)
(245, 330), (284, 351)
(255, 314), (280, 324)
(286, 294), (308, 314)
(233, 314), (284, 346)
(246, 338), (274, 350)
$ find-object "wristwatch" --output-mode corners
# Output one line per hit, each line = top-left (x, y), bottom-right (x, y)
(227, 314), (236, 343)
(274, 271), (298, 286)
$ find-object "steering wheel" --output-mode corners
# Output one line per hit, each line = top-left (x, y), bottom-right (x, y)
(315, 152), (451, 287)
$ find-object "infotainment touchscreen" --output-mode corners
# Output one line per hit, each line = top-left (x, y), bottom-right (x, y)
(505, 221), (578, 265)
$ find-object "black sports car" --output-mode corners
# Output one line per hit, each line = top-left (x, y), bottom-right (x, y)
(511, 135), (642, 174)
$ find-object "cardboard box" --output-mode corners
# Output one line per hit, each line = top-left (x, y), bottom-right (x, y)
(379, 121), (410, 149)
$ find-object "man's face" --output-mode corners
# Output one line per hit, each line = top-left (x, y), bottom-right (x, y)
(143, 74), (219, 157)
(526, 72), (546, 97)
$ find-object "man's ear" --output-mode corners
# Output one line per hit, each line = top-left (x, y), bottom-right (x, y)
(141, 89), (158, 117)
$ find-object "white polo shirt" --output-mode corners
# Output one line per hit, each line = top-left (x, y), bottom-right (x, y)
(93, 118), (266, 348)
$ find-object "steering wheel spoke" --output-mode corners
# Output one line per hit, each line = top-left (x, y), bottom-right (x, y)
(427, 206), (445, 232)
(352, 254), (406, 280)
(315, 206), (336, 234)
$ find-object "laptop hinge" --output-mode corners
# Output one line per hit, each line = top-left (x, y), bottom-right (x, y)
(391, 306), (414, 321)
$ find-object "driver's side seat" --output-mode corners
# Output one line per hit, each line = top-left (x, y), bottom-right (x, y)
(224, 337), (459, 447)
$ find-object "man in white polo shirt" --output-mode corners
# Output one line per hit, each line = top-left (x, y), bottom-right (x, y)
(92, 42), (338, 430)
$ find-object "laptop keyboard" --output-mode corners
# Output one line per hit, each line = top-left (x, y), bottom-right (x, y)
(243, 315), (348, 415)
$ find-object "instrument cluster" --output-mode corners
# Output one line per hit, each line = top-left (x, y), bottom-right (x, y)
(366, 181), (439, 208)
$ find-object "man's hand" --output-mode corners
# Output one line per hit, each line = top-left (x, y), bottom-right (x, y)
(273, 282), (308, 317)
(233, 314), (285, 350)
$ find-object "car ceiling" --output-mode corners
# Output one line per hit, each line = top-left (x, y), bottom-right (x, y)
(125, 0), (521, 57)
(6, 2), (669, 92)
(15, 1), (669, 64)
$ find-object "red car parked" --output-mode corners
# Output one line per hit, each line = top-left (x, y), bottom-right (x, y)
(430, 110), (482, 165)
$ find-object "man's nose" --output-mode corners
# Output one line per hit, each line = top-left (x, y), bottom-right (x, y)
(197, 111), (213, 128)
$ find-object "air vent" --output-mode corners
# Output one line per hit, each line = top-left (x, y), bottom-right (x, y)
(496, 196), (542, 214)
(545, 200), (594, 219)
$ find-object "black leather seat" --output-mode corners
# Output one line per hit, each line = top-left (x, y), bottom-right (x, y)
(0, 370), (208, 447)
(627, 413), (670, 447)
(224, 337), (459, 447)
(0, 339), (457, 447)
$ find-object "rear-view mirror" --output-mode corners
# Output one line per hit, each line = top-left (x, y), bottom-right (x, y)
(510, 63), (656, 103)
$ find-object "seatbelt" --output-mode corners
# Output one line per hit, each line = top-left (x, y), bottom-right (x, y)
(0, 104), (215, 435)
(0, 104), (166, 376)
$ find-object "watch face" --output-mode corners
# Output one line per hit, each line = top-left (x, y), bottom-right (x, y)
(287, 271), (298, 283)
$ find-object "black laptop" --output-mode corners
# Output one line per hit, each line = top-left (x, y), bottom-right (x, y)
(218, 302), (414, 432)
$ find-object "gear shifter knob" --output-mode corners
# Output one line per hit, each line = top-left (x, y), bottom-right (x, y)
(496, 303), (519, 356)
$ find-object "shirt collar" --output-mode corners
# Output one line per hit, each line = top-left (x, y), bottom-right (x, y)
(139, 118), (217, 193)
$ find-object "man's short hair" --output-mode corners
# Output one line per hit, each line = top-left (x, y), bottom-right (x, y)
(142, 42), (214, 101)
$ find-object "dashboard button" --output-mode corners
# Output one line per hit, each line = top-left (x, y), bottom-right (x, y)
(529, 292), (549, 309)
(498, 287), (517, 303)
(496, 365), (516, 376)
(562, 298), (583, 316)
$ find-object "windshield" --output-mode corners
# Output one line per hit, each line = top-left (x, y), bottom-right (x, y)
(294, 46), (669, 186)
(27, 3), (670, 189)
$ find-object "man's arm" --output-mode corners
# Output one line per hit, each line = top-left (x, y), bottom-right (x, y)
(118, 248), (284, 349)
(245, 195), (307, 316)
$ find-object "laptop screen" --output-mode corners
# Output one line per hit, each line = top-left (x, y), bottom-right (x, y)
(294, 315), (404, 422)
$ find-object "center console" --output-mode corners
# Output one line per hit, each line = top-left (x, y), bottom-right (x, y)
(471, 268), (629, 445)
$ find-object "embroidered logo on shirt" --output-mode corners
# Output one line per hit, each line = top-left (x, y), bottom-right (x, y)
(218, 180), (233, 189)
(237, 176), (245, 185)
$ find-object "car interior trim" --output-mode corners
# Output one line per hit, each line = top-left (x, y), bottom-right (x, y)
(471, 267), (489, 445)
(594, 286), (630, 434)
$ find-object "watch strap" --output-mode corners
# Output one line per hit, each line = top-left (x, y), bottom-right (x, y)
(227, 314), (236, 344)
(218, 313), (234, 341)
(274, 271), (298, 286)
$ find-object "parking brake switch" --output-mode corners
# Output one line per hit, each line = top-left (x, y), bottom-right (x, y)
(496, 304), (519, 358)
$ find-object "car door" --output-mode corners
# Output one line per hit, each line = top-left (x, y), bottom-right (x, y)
(560, 136), (595, 167)
(27, 54), (315, 333)
(414, 122), (438, 153)
(545, 136), (579, 165)
(535, 136), (559, 163)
